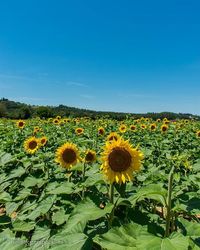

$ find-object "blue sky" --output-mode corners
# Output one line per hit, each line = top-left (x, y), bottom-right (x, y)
(0, 0), (200, 114)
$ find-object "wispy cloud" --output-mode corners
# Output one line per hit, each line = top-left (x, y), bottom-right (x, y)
(8, 96), (49, 103)
(66, 81), (88, 88)
(118, 93), (155, 98)
(0, 74), (35, 81)
(80, 94), (95, 99)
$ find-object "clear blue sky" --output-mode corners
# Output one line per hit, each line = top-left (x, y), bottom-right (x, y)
(0, 0), (200, 114)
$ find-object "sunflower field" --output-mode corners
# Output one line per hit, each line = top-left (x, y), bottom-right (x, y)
(0, 117), (200, 250)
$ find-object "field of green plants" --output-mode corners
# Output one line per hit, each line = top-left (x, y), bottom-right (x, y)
(0, 117), (200, 250)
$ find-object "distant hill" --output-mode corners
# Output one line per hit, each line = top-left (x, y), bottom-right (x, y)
(0, 98), (199, 120)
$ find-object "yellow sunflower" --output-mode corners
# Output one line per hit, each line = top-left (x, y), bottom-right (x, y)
(33, 126), (41, 134)
(141, 124), (146, 130)
(53, 118), (60, 125)
(85, 150), (96, 163)
(40, 136), (48, 146)
(24, 137), (40, 154)
(98, 127), (105, 136)
(75, 127), (84, 135)
(107, 132), (120, 142)
(196, 130), (200, 137)
(150, 123), (156, 131)
(101, 137), (143, 184)
(161, 124), (168, 132)
(55, 142), (79, 169)
(16, 120), (25, 129)
(130, 125), (136, 131)
(119, 124), (127, 133)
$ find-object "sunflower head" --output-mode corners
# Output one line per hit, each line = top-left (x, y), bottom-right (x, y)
(85, 150), (96, 163)
(24, 137), (40, 154)
(98, 127), (105, 136)
(141, 124), (146, 130)
(119, 124), (127, 133)
(196, 130), (200, 137)
(107, 132), (120, 142)
(75, 127), (84, 135)
(33, 126), (41, 134)
(130, 125), (136, 131)
(55, 142), (79, 169)
(17, 120), (25, 129)
(53, 118), (60, 125)
(150, 123), (156, 131)
(101, 137), (143, 184)
(161, 124), (168, 132)
(40, 136), (48, 146)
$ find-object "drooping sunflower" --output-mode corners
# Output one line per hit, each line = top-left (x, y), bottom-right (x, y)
(85, 150), (96, 163)
(119, 124), (127, 133)
(16, 120), (25, 129)
(161, 124), (168, 132)
(150, 123), (156, 131)
(107, 132), (120, 142)
(101, 137), (143, 184)
(55, 142), (79, 169)
(40, 136), (48, 146)
(98, 127), (105, 136)
(196, 130), (200, 137)
(24, 137), (40, 154)
(75, 127), (84, 135)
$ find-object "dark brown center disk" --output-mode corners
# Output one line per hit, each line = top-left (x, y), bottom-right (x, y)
(162, 126), (167, 131)
(109, 136), (117, 141)
(29, 141), (37, 150)
(62, 149), (76, 164)
(108, 147), (131, 172)
(19, 122), (24, 127)
(85, 152), (94, 162)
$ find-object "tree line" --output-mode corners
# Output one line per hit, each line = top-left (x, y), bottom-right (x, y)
(0, 98), (199, 121)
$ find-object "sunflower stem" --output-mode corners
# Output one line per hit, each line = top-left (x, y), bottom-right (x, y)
(82, 162), (86, 199)
(109, 183), (114, 204)
(165, 165), (174, 238)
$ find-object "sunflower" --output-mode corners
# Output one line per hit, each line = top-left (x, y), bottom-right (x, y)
(85, 150), (96, 163)
(98, 127), (105, 136)
(150, 123), (156, 131)
(156, 118), (161, 123)
(55, 142), (79, 169)
(161, 124), (168, 132)
(196, 130), (200, 137)
(130, 125), (136, 131)
(24, 137), (40, 154)
(53, 118), (60, 125)
(56, 115), (61, 120)
(119, 124), (127, 133)
(141, 124), (146, 130)
(107, 132), (120, 142)
(101, 137), (143, 184)
(75, 127), (84, 135)
(33, 126), (41, 134)
(40, 136), (48, 146)
(16, 120), (25, 129)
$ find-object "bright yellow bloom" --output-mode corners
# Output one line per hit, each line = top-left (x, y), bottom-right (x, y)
(16, 120), (25, 129)
(24, 137), (40, 154)
(55, 142), (79, 169)
(101, 137), (143, 184)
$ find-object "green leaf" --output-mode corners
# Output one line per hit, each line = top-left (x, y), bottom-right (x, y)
(12, 219), (35, 232)
(52, 208), (69, 226)
(46, 182), (74, 195)
(62, 198), (113, 234)
(0, 191), (12, 202)
(0, 152), (13, 166)
(0, 229), (26, 250)
(94, 223), (189, 250)
(5, 166), (25, 181)
(30, 226), (51, 250)
(27, 195), (56, 220)
(49, 233), (88, 250)
(129, 184), (167, 207)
